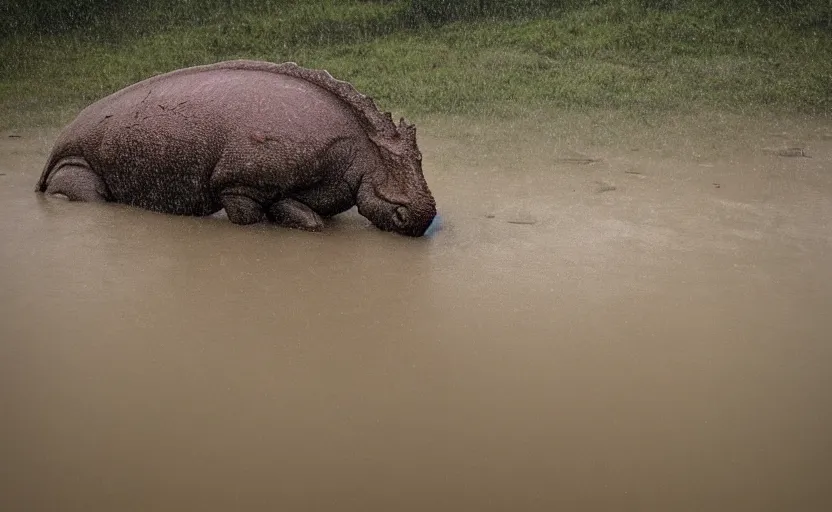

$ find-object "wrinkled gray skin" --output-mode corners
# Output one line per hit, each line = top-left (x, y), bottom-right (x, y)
(35, 60), (437, 236)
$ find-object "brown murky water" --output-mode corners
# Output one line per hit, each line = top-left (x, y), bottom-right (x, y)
(2, 112), (831, 511)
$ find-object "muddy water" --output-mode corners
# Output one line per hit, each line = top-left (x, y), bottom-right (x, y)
(1, 114), (831, 511)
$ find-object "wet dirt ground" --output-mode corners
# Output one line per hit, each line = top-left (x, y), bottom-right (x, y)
(1, 111), (831, 511)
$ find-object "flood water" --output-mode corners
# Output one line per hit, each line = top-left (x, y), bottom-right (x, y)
(2, 113), (831, 511)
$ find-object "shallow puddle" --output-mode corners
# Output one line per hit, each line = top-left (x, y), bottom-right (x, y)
(2, 113), (831, 511)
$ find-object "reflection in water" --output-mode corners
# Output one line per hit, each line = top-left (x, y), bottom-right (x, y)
(1, 120), (832, 511)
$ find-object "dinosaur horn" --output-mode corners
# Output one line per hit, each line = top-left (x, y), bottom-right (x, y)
(398, 117), (416, 139)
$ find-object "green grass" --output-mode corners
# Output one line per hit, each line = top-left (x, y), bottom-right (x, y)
(1, 0), (830, 130)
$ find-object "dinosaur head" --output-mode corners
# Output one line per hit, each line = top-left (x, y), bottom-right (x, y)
(358, 118), (437, 237)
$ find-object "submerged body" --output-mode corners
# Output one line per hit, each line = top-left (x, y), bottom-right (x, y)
(36, 60), (437, 236)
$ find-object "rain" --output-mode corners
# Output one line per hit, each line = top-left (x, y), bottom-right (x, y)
(2, 1), (832, 510)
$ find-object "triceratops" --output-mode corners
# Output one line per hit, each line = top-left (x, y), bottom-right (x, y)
(35, 59), (437, 236)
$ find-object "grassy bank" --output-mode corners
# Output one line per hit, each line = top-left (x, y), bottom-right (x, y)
(1, 0), (830, 130)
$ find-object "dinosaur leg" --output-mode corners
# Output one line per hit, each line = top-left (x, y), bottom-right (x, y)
(44, 164), (109, 202)
(220, 192), (266, 225)
(268, 198), (324, 232)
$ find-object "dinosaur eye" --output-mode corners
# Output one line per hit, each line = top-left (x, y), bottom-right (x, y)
(393, 206), (410, 228)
